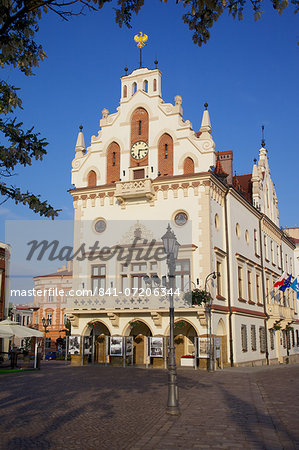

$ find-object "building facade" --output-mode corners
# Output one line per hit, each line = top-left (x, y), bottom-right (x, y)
(66, 65), (298, 367)
(33, 262), (72, 351)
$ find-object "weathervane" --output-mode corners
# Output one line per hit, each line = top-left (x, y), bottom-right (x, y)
(134, 32), (148, 68)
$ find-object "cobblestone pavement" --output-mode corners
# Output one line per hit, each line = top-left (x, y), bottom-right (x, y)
(0, 362), (299, 449)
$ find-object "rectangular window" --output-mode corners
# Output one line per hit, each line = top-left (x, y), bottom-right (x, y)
(175, 260), (190, 291)
(47, 313), (52, 325)
(285, 254), (288, 273)
(259, 326), (266, 353)
(48, 294), (53, 303)
(296, 330), (299, 347)
(266, 277), (270, 304)
(247, 270), (253, 302)
(291, 329), (295, 347)
(216, 261), (222, 297)
(251, 325), (256, 351)
(238, 266), (243, 299)
(277, 245), (280, 268)
(270, 330), (275, 350)
(254, 229), (258, 255)
(256, 273), (261, 304)
(282, 330), (286, 348)
(264, 236), (268, 261)
(270, 240), (274, 264)
(241, 325), (248, 352)
(91, 265), (106, 292)
(121, 275), (128, 291)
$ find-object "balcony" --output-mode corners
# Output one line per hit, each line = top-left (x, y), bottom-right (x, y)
(115, 179), (154, 206)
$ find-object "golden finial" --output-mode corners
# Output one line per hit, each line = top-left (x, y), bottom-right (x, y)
(134, 32), (148, 48)
(134, 32), (148, 68)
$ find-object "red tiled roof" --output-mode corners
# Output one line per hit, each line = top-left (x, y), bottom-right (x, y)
(234, 174), (252, 203)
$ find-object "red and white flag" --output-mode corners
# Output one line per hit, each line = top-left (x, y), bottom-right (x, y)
(274, 272), (286, 288)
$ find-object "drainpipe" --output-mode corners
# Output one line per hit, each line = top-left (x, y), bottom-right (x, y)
(259, 215), (269, 365)
(224, 189), (234, 367)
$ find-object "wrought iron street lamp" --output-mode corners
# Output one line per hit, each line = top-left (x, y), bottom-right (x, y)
(162, 224), (180, 415)
(204, 272), (217, 372)
(42, 317), (51, 359)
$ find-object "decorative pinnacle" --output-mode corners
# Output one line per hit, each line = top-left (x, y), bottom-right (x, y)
(124, 66), (128, 74)
(79, 125), (83, 132)
(254, 158), (257, 164)
(154, 59), (158, 68)
(204, 102), (208, 110)
(261, 125), (265, 147)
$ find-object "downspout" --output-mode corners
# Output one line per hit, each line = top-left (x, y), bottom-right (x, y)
(224, 188), (234, 367)
(259, 214), (269, 365)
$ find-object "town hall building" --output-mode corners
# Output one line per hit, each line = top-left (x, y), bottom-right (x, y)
(66, 58), (298, 368)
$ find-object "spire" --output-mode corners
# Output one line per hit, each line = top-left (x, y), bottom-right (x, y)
(200, 102), (212, 133)
(252, 158), (259, 180)
(75, 125), (85, 158)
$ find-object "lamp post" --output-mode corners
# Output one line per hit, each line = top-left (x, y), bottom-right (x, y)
(205, 271), (217, 372)
(162, 224), (180, 415)
(42, 317), (51, 359)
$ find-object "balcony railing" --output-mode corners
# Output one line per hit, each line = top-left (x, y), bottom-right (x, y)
(115, 179), (154, 204)
(66, 293), (192, 310)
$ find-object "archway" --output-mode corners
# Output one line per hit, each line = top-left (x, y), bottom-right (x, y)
(165, 319), (197, 367)
(88, 321), (111, 364)
(129, 320), (152, 365)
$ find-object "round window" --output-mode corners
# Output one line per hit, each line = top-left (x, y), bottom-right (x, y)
(174, 212), (188, 226)
(94, 219), (106, 233)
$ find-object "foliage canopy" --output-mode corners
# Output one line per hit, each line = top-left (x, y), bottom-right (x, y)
(0, 0), (297, 217)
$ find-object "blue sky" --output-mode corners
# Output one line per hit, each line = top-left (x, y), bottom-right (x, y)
(1, 0), (298, 243)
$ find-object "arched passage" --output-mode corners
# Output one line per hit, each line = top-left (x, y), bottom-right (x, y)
(166, 319), (197, 367)
(129, 320), (152, 365)
(88, 321), (111, 364)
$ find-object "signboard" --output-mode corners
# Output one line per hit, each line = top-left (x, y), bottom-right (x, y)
(125, 336), (133, 356)
(109, 336), (123, 356)
(149, 337), (163, 358)
(198, 337), (209, 358)
(69, 336), (81, 355)
(83, 336), (93, 355)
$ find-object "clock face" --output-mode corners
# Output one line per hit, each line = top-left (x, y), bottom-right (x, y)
(131, 141), (148, 160)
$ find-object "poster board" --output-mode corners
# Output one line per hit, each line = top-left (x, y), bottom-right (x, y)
(149, 337), (163, 358)
(109, 336), (123, 356)
(198, 337), (209, 358)
(69, 336), (81, 355)
(125, 336), (133, 356)
(83, 336), (93, 355)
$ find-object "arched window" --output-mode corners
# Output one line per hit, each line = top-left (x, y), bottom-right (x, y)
(123, 85), (127, 98)
(132, 82), (137, 95)
(107, 142), (120, 184)
(183, 157), (195, 174)
(143, 80), (148, 92)
(153, 79), (157, 92)
(158, 134), (173, 176)
(87, 170), (97, 187)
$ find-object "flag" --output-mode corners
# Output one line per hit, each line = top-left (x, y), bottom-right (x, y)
(279, 274), (292, 292)
(274, 272), (286, 288)
(290, 278), (299, 299)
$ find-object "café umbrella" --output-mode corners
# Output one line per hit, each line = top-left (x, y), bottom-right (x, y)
(0, 319), (44, 368)
(0, 319), (43, 338)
